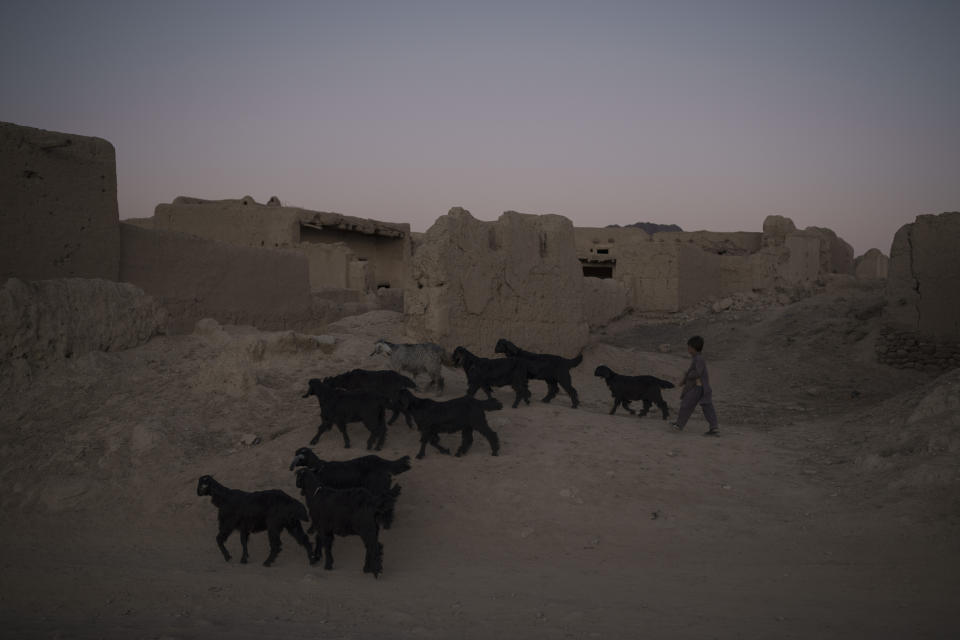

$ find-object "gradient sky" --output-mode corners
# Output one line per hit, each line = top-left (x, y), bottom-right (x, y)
(2, 0), (958, 254)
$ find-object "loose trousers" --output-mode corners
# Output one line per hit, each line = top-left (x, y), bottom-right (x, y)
(675, 386), (718, 430)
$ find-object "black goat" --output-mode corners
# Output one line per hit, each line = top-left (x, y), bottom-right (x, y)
(451, 346), (531, 408)
(302, 378), (388, 449)
(594, 365), (674, 419)
(494, 339), (583, 408)
(402, 390), (502, 459)
(289, 448), (410, 529)
(196, 475), (313, 567)
(295, 468), (386, 578)
(323, 369), (417, 428)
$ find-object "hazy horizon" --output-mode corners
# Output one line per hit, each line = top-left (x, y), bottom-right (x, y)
(3, 0), (958, 254)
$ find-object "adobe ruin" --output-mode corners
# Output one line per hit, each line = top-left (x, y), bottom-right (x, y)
(150, 196), (410, 294)
(877, 212), (960, 372)
(3, 120), (955, 374)
(1, 122), (120, 282)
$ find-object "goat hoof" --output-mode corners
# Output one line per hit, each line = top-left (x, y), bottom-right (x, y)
(240, 558), (248, 565)
(415, 453), (425, 459)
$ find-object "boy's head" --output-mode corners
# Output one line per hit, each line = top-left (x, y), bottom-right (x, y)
(687, 335), (704, 354)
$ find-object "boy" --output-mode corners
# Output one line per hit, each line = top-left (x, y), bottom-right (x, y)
(671, 335), (719, 436)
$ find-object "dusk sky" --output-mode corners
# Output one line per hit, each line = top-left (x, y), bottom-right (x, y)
(2, 0), (958, 254)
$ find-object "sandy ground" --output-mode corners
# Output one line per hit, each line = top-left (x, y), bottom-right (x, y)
(1, 281), (958, 639)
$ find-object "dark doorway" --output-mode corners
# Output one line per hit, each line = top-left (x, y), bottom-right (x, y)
(582, 264), (614, 279)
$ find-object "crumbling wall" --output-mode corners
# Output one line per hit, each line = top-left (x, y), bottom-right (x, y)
(805, 226), (855, 275)
(1, 121), (119, 283)
(152, 197), (409, 293)
(0, 277), (163, 372)
(575, 227), (682, 311)
(582, 277), (630, 330)
(406, 208), (588, 355)
(854, 248), (889, 280)
(880, 212), (960, 370)
(780, 233), (822, 284)
(119, 223), (316, 333)
(153, 196), (300, 248)
(574, 216), (838, 312)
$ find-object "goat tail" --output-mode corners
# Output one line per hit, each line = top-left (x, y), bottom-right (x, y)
(655, 377), (675, 389)
(388, 455), (412, 475)
(568, 352), (584, 368)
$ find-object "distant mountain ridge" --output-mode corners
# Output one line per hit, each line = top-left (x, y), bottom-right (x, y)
(605, 221), (683, 233)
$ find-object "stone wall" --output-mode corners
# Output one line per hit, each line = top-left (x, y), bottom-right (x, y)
(119, 223), (316, 333)
(875, 328), (960, 372)
(1, 121), (119, 283)
(405, 208), (588, 356)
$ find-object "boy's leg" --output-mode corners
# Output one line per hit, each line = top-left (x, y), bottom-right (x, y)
(700, 402), (719, 435)
(672, 388), (701, 430)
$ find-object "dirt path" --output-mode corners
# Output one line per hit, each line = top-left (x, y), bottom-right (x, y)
(2, 288), (959, 639)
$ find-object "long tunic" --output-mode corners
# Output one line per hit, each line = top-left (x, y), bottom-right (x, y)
(680, 353), (713, 405)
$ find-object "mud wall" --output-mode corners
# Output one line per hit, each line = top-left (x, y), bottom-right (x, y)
(152, 197), (409, 292)
(886, 212), (960, 341)
(299, 226), (408, 289)
(119, 223), (315, 333)
(1, 122), (119, 283)
(574, 216), (851, 312)
(0, 277), (163, 372)
(854, 248), (889, 280)
(406, 208), (588, 355)
(153, 197), (301, 248)
(582, 277), (631, 330)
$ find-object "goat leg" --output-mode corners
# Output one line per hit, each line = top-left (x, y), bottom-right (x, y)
(416, 432), (430, 459)
(637, 400), (650, 417)
(560, 376), (579, 409)
(541, 380), (559, 403)
(239, 530), (250, 564)
(455, 427), (474, 457)
(215, 529), (232, 562)
(658, 400), (670, 420)
(337, 422), (351, 448)
(322, 533), (335, 570)
(429, 432), (450, 455)
(478, 422), (500, 456)
(609, 399), (620, 415)
(263, 526), (282, 567)
(285, 522), (314, 566)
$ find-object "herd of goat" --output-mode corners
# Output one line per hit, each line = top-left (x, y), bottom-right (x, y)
(197, 338), (677, 577)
